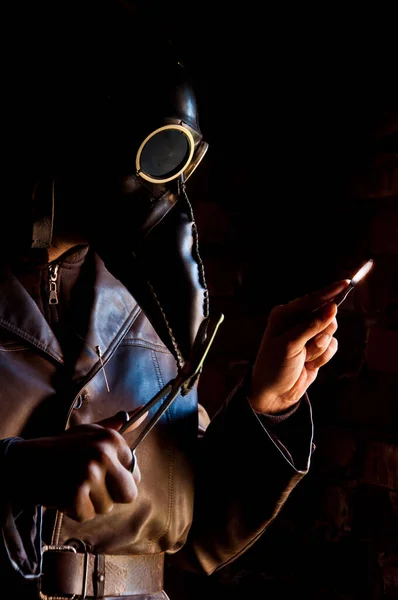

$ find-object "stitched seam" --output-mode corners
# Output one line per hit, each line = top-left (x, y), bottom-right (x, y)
(0, 347), (29, 352)
(95, 305), (142, 360)
(151, 348), (164, 390)
(147, 351), (175, 544)
(75, 306), (142, 384)
(153, 445), (175, 544)
(181, 186), (209, 318)
(0, 319), (62, 362)
(120, 339), (170, 353)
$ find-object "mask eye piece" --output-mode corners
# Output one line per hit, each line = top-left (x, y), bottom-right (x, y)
(136, 124), (195, 184)
(141, 129), (189, 177)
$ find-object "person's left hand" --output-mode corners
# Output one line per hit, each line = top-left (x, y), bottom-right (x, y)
(249, 279), (351, 414)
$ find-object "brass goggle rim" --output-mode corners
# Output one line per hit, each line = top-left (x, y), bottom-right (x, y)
(135, 123), (196, 184)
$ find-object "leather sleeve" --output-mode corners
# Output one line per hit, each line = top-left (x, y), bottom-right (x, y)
(179, 380), (314, 575)
(0, 438), (42, 581)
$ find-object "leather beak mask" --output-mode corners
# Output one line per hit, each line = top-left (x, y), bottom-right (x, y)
(28, 70), (210, 366)
(30, 65), (208, 248)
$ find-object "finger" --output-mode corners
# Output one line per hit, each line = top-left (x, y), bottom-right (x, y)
(105, 464), (139, 504)
(299, 279), (351, 312)
(283, 301), (337, 354)
(267, 279), (350, 336)
(88, 435), (139, 504)
(112, 432), (137, 472)
(306, 336), (338, 370)
(69, 482), (96, 523)
(122, 410), (149, 435)
(97, 409), (148, 433)
(305, 317), (338, 361)
(89, 425), (135, 471)
(87, 463), (115, 515)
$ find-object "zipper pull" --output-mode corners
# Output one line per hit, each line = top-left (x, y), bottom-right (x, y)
(49, 263), (60, 305)
(96, 346), (111, 392)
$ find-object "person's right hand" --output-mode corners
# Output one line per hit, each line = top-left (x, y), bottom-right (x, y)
(7, 409), (147, 522)
(249, 279), (350, 414)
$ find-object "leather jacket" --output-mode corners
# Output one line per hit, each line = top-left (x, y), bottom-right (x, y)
(0, 188), (314, 597)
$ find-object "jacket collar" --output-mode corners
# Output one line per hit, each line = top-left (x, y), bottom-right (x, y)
(0, 188), (209, 376)
(0, 250), (140, 379)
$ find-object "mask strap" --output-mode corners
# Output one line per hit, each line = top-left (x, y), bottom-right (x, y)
(31, 178), (55, 249)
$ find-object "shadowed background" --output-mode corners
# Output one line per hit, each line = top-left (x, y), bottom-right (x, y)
(152, 3), (398, 599)
(2, 2), (397, 598)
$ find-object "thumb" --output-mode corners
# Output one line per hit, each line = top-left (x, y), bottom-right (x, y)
(96, 408), (148, 433)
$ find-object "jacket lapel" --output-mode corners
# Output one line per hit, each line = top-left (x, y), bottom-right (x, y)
(0, 266), (63, 361)
(0, 254), (140, 381)
(68, 251), (140, 380)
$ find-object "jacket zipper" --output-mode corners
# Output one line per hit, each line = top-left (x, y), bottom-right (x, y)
(48, 263), (60, 305)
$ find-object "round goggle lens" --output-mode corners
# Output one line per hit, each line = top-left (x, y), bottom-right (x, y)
(139, 129), (191, 179)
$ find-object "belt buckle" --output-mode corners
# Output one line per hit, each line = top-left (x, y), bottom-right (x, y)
(39, 544), (78, 600)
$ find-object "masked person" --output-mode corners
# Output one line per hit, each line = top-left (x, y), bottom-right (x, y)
(0, 2), (350, 598)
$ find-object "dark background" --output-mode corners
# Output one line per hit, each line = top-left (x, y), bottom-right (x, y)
(5, 2), (398, 598)
(152, 3), (398, 599)
(155, 0), (398, 289)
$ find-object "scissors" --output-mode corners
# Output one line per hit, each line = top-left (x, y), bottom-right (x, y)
(120, 312), (224, 470)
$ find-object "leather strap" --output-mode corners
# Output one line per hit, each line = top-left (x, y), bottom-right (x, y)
(40, 549), (164, 598)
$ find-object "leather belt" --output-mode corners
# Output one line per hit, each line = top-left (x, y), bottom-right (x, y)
(40, 545), (164, 599)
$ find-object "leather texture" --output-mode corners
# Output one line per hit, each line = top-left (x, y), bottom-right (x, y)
(89, 181), (209, 365)
(40, 550), (164, 597)
(0, 194), (311, 594)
